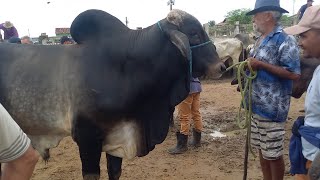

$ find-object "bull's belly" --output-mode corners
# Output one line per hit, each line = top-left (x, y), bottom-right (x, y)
(102, 121), (140, 160)
(21, 107), (73, 160)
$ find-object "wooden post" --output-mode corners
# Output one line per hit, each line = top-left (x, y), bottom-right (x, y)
(125, 17), (128, 27)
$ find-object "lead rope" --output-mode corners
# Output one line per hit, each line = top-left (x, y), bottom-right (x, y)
(225, 60), (257, 180)
(157, 21), (212, 75)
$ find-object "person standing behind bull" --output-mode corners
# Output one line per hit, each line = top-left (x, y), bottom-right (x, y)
(297, 0), (313, 22)
(0, 21), (19, 41)
(244, 0), (301, 179)
(284, 5), (320, 180)
(21, 36), (33, 44)
(168, 77), (203, 154)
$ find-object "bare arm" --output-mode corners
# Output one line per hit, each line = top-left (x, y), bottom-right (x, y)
(248, 58), (300, 81)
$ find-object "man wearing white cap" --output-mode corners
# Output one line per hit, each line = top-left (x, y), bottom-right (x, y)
(284, 5), (320, 180)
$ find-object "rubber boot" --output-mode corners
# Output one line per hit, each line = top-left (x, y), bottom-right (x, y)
(168, 132), (188, 154)
(189, 128), (201, 147)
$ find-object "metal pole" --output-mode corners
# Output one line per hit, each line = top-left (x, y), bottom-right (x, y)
(168, 0), (174, 11)
(293, 0), (296, 15)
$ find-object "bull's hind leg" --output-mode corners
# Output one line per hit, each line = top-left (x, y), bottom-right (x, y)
(106, 154), (122, 180)
(72, 117), (103, 180)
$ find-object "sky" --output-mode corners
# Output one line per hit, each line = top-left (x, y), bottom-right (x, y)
(0, 0), (318, 37)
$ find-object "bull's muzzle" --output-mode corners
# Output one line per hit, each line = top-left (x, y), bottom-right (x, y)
(206, 62), (226, 79)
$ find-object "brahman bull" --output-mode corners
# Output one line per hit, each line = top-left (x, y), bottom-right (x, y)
(213, 38), (245, 77)
(292, 57), (320, 98)
(234, 33), (257, 49)
(0, 9), (225, 180)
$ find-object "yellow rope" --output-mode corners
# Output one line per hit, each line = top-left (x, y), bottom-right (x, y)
(225, 60), (257, 157)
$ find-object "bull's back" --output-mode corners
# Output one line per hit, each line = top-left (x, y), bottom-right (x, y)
(0, 44), (80, 135)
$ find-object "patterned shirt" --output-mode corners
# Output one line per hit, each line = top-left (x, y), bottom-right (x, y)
(248, 25), (300, 122)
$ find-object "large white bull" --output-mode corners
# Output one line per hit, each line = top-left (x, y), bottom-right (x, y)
(213, 38), (245, 76)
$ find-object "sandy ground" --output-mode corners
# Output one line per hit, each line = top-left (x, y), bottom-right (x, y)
(31, 79), (305, 180)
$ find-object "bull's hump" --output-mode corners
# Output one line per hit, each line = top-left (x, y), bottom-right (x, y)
(70, 9), (128, 44)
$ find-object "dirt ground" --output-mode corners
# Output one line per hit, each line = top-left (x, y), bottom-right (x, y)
(31, 79), (305, 180)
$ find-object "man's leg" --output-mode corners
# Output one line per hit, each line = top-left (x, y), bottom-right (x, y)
(252, 115), (285, 180)
(270, 156), (285, 180)
(259, 150), (272, 180)
(179, 95), (193, 135)
(168, 95), (192, 154)
(190, 93), (202, 147)
(1, 145), (39, 180)
(251, 116), (272, 180)
(191, 93), (202, 132)
(259, 117), (285, 180)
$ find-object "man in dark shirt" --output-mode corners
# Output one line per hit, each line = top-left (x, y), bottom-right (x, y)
(297, 0), (313, 21)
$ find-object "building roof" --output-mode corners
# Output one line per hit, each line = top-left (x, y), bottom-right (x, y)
(55, 28), (70, 35)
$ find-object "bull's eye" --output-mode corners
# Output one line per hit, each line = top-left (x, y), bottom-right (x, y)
(189, 34), (200, 45)
(190, 31), (197, 36)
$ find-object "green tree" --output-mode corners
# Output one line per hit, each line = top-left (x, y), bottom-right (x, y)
(225, 8), (252, 25)
(208, 20), (216, 27)
(280, 14), (293, 27)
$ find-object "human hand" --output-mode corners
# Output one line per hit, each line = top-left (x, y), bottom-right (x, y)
(247, 58), (261, 71)
(230, 77), (243, 92)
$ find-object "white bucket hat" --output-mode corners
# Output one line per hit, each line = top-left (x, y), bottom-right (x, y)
(3, 21), (13, 28)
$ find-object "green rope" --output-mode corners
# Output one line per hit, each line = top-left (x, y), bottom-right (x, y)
(226, 60), (257, 157)
(226, 60), (257, 180)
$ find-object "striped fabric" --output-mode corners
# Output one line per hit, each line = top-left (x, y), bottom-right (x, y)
(0, 103), (31, 163)
(251, 114), (285, 160)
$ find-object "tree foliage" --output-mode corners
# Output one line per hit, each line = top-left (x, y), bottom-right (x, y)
(280, 14), (292, 26)
(225, 8), (252, 25)
(225, 8), (293, 27)
(208, 20), (216, 27)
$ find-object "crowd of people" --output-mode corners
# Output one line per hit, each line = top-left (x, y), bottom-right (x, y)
(0, 21), (73, 45)
(0, 0), (319, 179)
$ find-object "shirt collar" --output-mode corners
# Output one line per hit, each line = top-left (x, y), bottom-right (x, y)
(266, 25), (283, 38)
(255, 25), (283, 48)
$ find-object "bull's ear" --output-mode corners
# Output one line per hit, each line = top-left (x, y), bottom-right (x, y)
(165, 30), (192, 60)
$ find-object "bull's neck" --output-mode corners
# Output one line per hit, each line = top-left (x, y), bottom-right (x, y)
(125, 24), (168, 58)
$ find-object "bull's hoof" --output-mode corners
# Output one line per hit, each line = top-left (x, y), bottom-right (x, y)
(109, 173), (121, 180)
(83, 174), (100, 180)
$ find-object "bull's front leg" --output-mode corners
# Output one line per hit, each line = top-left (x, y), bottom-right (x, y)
(106, 154), (122, 180)
(72, 117), (103, 180)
